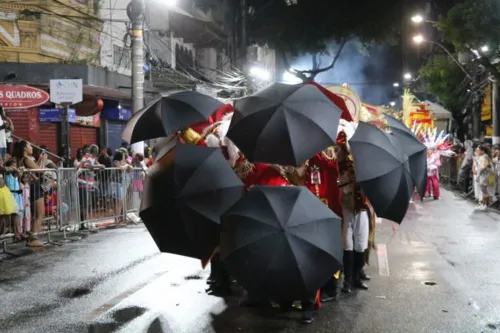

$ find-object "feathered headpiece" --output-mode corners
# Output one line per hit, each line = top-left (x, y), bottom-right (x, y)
(413, 124), (452, 151)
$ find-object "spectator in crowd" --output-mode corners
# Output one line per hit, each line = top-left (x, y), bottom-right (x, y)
(13, 140), (46, 247)
(111, 151), (133, 220)
(36, 145), (58, 169)
(78, 144), (103, 230)
(73, 148), (84, 168)
(473, 144), (496, 211)
(4, 159), (23, 240)
(492, 144), (500, 196)
(98, 147), (113, 168)
(0, 106), (13, 159)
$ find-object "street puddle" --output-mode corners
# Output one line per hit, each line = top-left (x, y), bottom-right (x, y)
(423, 281), (437, 286)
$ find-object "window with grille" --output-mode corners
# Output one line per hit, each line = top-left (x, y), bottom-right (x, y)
(113, 44), (131, 69)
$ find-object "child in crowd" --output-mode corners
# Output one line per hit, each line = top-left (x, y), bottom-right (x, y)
(20, 171), (31, 236)
(0, 157), (19, 236)
(5, 159), (23, 240)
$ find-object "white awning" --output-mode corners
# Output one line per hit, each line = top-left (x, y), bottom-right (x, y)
(423, 100), (452, 119)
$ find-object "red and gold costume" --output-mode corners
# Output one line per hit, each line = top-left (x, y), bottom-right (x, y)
(302, 147), (342, 217)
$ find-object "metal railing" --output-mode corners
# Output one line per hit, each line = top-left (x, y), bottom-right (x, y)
(0, 167), (145, 254)
(439, 154), (500, 199)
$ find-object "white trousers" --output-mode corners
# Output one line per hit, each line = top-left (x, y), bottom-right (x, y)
(342, 208), (369, 252)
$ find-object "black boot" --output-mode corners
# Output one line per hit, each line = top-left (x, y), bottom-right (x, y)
(341, 250), (353, 293)
(207, 259), (232, 296)
(353, 251), (368, 290)
(359, 268), (371, 281)
(207, 254), (219, 285)
(320, 277), (338, 302)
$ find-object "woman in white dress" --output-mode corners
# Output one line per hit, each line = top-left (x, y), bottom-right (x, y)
(473, 145), (496, 211)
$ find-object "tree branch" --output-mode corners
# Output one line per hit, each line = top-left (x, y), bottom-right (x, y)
(279, 49), (308, 81)
(299, 39), (349, 75)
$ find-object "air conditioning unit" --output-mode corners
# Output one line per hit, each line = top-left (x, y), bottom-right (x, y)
(458, 52), (472, 65)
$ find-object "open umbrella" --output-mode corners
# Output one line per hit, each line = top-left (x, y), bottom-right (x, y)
(384, 114), (427, 199)
(122, 91), (224, 144)
(348, 122), (414, 224)
(227, 83), (342, 166)
(140, 143), (244, 261)
(220, 186), (342, 301)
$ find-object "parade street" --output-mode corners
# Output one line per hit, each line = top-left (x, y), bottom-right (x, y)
(1, 189), (499, 333)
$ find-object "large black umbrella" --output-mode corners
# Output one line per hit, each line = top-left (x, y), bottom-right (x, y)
(220, 186), (342, 301)
(140, 143), (244, 261)
(123, 91), (224, 144)
(385, 114), (427, 200)
(226, 83), (342, 166)
(348, 122), (414, 224)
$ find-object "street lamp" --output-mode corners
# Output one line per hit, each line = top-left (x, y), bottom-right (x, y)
(390, 101), (396, 107)
(412, 34), (472, 78)
(393, 82), (399, 87)
(411, 14), (436, 24)
(480, 45), (489, 52)
(404, 73), (412, 80)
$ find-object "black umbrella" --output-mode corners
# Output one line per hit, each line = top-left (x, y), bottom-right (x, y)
(348, 122), (414, 224)
(123, 91), (224, 144)
(140, 143), (244, 261)
(226, 83), (342, 166)
(384, 114), (427, 200)
(220, 186), (342, 301)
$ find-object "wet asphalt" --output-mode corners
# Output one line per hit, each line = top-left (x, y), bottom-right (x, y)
(1, 189), (500, 333)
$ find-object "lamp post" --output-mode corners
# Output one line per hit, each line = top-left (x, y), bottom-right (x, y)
(411, 15), (436, 24)
(412, 35), (472, 79)
(127, 0), (145, 154)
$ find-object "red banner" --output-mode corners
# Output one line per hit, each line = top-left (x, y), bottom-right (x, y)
(0, 85), (49, 109)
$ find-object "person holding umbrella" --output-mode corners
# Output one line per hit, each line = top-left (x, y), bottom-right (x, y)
(337, 131), (371, 293)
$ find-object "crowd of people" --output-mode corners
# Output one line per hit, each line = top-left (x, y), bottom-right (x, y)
(0, 140), (153, 248)
(449, 140), (500, 211)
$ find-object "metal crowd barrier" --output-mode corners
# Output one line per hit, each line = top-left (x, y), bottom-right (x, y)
(439, 154), (500, 197)
(0, 167), (145, 254)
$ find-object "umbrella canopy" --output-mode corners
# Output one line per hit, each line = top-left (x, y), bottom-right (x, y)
(385, 114), (427, 199)
(221, 186), (342, 301)
(140, 143), (244, 261)
(227, 83), (342, 166)
(348, 122), (413, 224)
(122, 91), (224, 144)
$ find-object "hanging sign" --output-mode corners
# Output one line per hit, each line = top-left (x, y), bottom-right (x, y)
(74, 113), (101, 127)
(50, 79), (83, 105)
(326, 85), (362, 121)
(39, 108), (76, 123)
(0, 85), (50, 109)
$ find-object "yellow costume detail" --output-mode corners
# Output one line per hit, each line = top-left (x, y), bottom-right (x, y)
(179, 128), (202, 144)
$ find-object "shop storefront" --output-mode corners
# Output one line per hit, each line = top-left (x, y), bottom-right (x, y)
(101, 103), (132, 153)
(1, 85), (51, 151)
(70, 113), (101, 157)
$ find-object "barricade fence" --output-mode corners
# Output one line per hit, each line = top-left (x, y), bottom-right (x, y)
(0, 167), (144, 252)
(439, 155), (500, 197)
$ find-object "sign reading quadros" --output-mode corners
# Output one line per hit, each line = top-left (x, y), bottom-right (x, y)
(50, 79), (83, 105)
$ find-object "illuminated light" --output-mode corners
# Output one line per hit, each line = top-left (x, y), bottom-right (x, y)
(413, 35), (425, 44)
(411, 15), (424, 23)
(390, 101), (396, 107)
(404, 73), (412, 80)
(393, 82), (399, 87)
(249, 67), (270, 80)
(480, 45), (489, 52)
(282, 71), (302, 84)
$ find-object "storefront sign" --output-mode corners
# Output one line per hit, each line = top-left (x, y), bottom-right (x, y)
(75, 113), (101, 127)
(50, 79), (83, 105)
(39, 108), (76, 123)
(326, 85), (362, 121)
(102, 107), (132, 121)
(0, 85), (50, 109)
(481, 82), (492, 121)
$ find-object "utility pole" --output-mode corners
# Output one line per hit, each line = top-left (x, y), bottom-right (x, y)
(127, 0), (145, 154)
(492, 81), (500, 144)
(471, 71), (482, 142)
